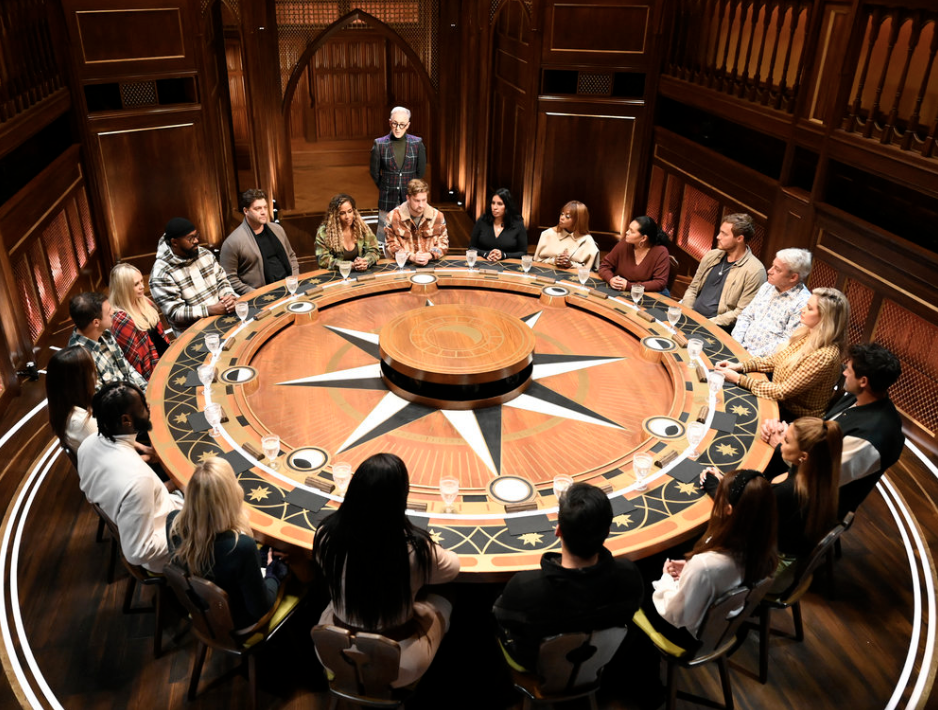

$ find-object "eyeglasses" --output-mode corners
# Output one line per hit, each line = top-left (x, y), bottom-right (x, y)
(389, 121), (410, 129)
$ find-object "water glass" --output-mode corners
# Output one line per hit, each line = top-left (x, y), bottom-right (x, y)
(262, 435), (280, 469)
(577, 265), (590, 285)
(708, 370), (725, 395)
(553, 475), (574, 499)
(204, 333), (221, 357)
(439, 477), (460, 512)
(204, 403), (222, 437)
(338, 260), (352, 282)
(633, 453), (653, 492)
(286, 275), (298, 297)
(235, 301), (250, 324)
(396, 250), (409, 270)
(667, 306), (681, 330)
(687, 338), (704, 365)
(466, 249), (478, 270)
(521, 255), (533, 273)
(333, 461), (352, 496)
(631, 284), (645, 306)
(197, 364), (215, 395)
(687, 422), (707, 460)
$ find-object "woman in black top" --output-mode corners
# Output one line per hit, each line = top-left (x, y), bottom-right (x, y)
(469, 188), (528, 262)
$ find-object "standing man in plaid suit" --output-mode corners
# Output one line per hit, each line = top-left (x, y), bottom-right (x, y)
(370, 106), (427, 253)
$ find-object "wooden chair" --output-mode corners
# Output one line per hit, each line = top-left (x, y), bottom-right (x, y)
(164, 563), (302, 710)
(755, 512), (855, 683)
(311, 624), (412, 709)
(90, 501), (167, 657)
(639, 576), (774, 710)
(506, 627), (628, 709)
(667, 254), (680, 294)
(60, 441), (106, 543)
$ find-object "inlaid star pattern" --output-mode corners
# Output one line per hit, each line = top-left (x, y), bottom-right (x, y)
(248, 485), (271, 502)
(174, 375), (187, 386)
(174, 413), (189, 424)
(262, 294), (277, 301)
(277, 311), (626, 477)
(197, 450), (220, 462)
(613, 514), (633, 528)
(715, 443), (738, 457)
(428, 529), (444, 544)
(519, 532), (544, 546)
(676, 481), (698, 495)
(731, 404), (751, 416)
(192, 343), (204, 351)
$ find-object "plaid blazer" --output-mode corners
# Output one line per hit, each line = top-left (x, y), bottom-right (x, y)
(370, 134), (425, 212)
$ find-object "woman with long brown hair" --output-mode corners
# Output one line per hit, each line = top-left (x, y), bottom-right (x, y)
(533, 200), (599, 269)
(109, 263), (169, 380)
(315, 193), (381, 271)
(46, 345), (98, 451)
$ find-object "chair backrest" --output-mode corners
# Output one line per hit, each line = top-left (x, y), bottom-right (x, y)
(163, 563), (241, 653)
(60, 442), (79, 471)
(534, 626), (628, 696)
(780, 512), (855, 601)
(88, 500), (154, 584)
(694, 576), (774, 660)
(311, 624), (402, 701)
(667, 254), (680, 292)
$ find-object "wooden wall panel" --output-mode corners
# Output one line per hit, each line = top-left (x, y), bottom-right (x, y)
(543, 1), (653, 67)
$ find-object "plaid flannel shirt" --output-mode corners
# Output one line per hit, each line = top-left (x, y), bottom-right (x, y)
(111, 306), (165, 380)
(384, 203), (448, 259)
(149, 239), (235, 328)
(738, 340), (842, 418)
(69, 329), (148, 391)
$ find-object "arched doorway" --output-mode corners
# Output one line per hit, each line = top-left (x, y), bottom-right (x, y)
(282, 11), (436, 213)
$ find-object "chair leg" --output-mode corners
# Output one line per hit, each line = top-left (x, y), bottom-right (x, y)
(188, 642), (208, 700)
(95, 515), (106, 543)
(152, 585), (163, 658)
(248, 654), (257, 710)
(717, 656), (733, 710)
(759, 607), (770, 684)
(107, 540), (117, 584)
(792, 602), (804, 642)
(122, 576), (137, 613)
(666, 660), (678, 710)
(834, 537), (843, 559)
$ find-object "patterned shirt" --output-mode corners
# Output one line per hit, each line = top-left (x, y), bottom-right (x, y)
(68, 329), (148, 391)
(732, 281), (811, 358)
(111, 307), (166, 381)
(385, 203), (448, 259)
(149, 239), (235, 328)
(738, 337), (842, 418)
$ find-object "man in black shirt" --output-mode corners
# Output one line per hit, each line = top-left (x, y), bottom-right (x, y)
(220, 188), (300, 295)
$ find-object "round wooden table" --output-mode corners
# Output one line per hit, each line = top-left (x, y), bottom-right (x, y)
(148, 258), (776, 580)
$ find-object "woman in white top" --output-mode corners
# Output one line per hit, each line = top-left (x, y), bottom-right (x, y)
(46, 346), (98, 452)
(533, 200), (599, 269)
(638, 469), (778, 652)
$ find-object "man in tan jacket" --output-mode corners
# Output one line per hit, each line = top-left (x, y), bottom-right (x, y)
(220, 188), (299, 295)
(682, 213), (766, 330)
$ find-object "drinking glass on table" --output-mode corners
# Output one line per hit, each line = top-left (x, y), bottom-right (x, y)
(204, 403), (222, 438)
(332, 461), (352, 496)
(286, 275), (298, 298)
(708, 370), (725, 396)
(204, 333), (221, 358)
(553, 475), (574, 499)
(633, 453), (653, 492)
(667, 306), (681, 331)
(687, 422), (707, 460)
(439, 477), (460, 512)
(262, 435), (280, 469)
(235, 301), (250, 324)
(687, 338), (704, 366)
(338, 260), (352, 282)
(466, 249), (478, 271)
(395, 250), (409, 271)
(631, 284), (644, 307)
(521, 255), (533, 273)
(577, 265), (590, 285)
(197, 364), (214, 396)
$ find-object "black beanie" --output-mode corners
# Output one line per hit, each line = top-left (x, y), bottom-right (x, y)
(164, 217), (196, 241)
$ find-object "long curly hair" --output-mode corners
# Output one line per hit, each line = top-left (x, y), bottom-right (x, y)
(320, 194), (372, 253)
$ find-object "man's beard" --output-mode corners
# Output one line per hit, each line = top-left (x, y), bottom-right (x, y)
(133, 414), (153, 434)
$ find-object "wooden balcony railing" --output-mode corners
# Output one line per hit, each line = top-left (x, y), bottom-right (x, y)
(665, 0), (812, 113)
(842, 4), (938, 160)
(0, 0), (65, 124)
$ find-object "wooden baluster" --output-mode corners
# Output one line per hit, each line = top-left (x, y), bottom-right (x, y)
(846, 7), (881, 133)
(729, 1), (753, 95)
(717, 0), (739, 91)
(882, 13), (923, 146)
(749, 0), (774, 101)
(0, 6), (13, 121)
(23, 0), (43, 105)
(761, 1), (787, 105)
(711, 0), (732, 88)
(33, 0), (55, 97)
(738, 1), (762, 98)
(774, 0), (803, 110)
(693, 0), (717, 83)
(787, 1), (812, 112)
(863, 10), (902, 139)
(901, 19), (938, 152)
(923, 115), (938, 158)
(685, 0), (704, 80)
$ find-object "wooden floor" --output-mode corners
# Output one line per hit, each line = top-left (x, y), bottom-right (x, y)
(1, 327), (936, 709)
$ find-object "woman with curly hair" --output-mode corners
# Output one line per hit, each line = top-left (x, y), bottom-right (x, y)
(108, 263), (169, 380)
(315, 193), (381, 271)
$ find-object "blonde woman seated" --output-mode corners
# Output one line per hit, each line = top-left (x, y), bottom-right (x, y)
(533, 200), (598, 269)
(315, 193), (381, 271)
(715, 287), (849, 419)
(109, 263), (170, 380)
(167, 457), (288, 628)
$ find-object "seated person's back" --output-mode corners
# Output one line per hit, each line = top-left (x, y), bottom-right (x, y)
(493, 483), (644, 669)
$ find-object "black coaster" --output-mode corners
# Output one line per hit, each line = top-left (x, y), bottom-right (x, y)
(610, 496), (637, 515)
(478, 263), (504, 272)
(646, 307), (668, 322)
(506, 514), (555, 537)
(220, 449), (254, 474)
(668, 459), (706, 484)
(188, 411), (211, 432)
(285, 487), (326, 513)
(309, 508), (335, 527)
(183, 369), (205, 388)
(407, 514), (430, 530)
(710, 411), (738, 432)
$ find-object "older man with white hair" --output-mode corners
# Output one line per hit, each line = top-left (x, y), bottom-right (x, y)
(370, 106), (427, 251)
(731, 247), (813, 357)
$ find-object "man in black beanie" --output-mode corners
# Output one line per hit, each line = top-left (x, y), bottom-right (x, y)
(149, 217), (237, 329)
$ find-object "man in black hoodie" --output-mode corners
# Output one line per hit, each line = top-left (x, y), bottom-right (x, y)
(493, 482), (644, 670)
